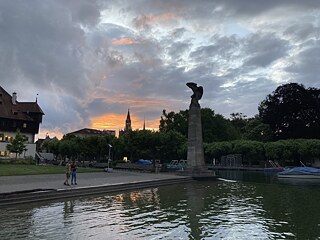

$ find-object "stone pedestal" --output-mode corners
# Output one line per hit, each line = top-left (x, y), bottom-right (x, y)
(186, 104), (206, 174)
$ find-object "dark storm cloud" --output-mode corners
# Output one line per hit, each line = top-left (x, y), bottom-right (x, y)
(243, 33), (290, 68)
(284, 22), (317, 42)
(216, 0), (320, 17)
(122, 0), (320, 25)
(40, 94), (91, 132)
(285, 40), (320, 88)
(210, 78), (279, 117)
(230, 79), (278, 101)
(167, 41), (192, 61)
(190, 35), (240, 61)
(171, 28), (187, 39)
(0, 0), (104, 135)
(86, 97), (124, 117)
(103, 62), (190, 102)
(0, 0), (101, 97)
(1, 0), (320, 137)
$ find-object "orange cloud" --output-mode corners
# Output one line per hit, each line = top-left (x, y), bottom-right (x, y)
(112, 38), (138, 46)
(91, 113), (126, 130)
(145, 118), (160, 130)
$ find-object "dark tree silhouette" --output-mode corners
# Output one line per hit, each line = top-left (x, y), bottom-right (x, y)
(258, 83), (320, 139)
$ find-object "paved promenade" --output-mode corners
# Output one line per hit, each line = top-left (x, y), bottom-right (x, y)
(0, 170), (188, 194)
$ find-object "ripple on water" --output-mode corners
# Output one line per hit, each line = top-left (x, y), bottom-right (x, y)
(0, 180), (317, 239)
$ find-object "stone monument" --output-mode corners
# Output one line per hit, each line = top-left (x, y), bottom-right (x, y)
(186, 82), (208, 176)
(184, 82), (215, 180)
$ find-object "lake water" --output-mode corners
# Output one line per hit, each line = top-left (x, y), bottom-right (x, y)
(0, 171), (320, 240)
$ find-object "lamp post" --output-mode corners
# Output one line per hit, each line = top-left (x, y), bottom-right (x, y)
(107, 144), (112, 172)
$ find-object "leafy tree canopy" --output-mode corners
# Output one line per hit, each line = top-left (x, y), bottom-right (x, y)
(258, 83), (320, 139)
(160, 108), (240, 142)
(243, 115), (274, 142)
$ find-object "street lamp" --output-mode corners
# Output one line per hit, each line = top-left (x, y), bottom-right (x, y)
(107, 144), (112, 172)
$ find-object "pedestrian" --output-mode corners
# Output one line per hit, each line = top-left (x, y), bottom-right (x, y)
(64, 160), (71, 186)
(71, 161), (77, 185)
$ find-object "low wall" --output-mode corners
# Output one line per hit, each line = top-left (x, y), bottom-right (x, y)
(0, 142), (36, 158)
(115, 163), (155, 172)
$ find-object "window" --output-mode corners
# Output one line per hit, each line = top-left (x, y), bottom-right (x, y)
(5, 136), (12, 142)
(1, 151), (9, 157)
(13, 122), (17, 128)
(23, 123), (27, 128)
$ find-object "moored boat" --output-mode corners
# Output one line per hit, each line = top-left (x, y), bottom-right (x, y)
(264, 160), (285, 173)
(264, 167), (285, 173)
(277, 167), (320, 179)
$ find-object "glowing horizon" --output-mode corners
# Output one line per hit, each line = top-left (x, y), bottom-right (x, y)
(91, 113), (160, 134)
(37, 113), (160, 140)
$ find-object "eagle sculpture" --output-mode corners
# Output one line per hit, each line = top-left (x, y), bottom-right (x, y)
(186, 82), (203, 102)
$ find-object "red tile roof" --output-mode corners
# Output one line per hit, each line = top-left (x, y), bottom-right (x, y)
(0, 86), (44, 121)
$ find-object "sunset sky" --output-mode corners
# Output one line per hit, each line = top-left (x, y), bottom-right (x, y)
(1, 0), (320, 139)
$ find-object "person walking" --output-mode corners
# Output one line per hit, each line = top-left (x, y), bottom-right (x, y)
(71, 161), (77, 185)
(64, 160), (71, 186)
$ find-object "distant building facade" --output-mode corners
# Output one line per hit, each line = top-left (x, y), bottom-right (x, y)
(66, 128), (116, 138)
(35, 135), (58, 162)
(36, 135), (58, 153)
(0, 86), (44, 158)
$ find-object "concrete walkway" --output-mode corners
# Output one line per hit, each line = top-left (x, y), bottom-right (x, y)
(0, 170), (189, 194)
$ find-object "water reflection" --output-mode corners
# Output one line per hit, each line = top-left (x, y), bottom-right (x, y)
(0, 172), (320, 239)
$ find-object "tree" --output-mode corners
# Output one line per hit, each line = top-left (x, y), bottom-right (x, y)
(47, 139), (60, 158)
(233, 140), (265, 166)
(159, 109), (188, 136)
(205, 141), (233, 162)
(259, 83), (320, 139)
(6, 129), (28, 159)
(159, 108), (240, 143)
(202, 110), (240, 142)
(297, 139), (320, 163)
(230, 112), (248, 136)
(158, 130), (186, 162)
(243, 116), (273, 142)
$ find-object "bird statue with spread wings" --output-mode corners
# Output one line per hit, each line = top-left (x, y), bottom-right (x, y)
(186, 82), (203, 107)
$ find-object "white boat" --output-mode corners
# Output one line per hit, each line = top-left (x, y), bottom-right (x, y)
(277, 167), (320, 179)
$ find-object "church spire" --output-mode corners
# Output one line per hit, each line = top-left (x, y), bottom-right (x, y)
(125, 109), (132, 131)
(143, 116), (146, 130)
